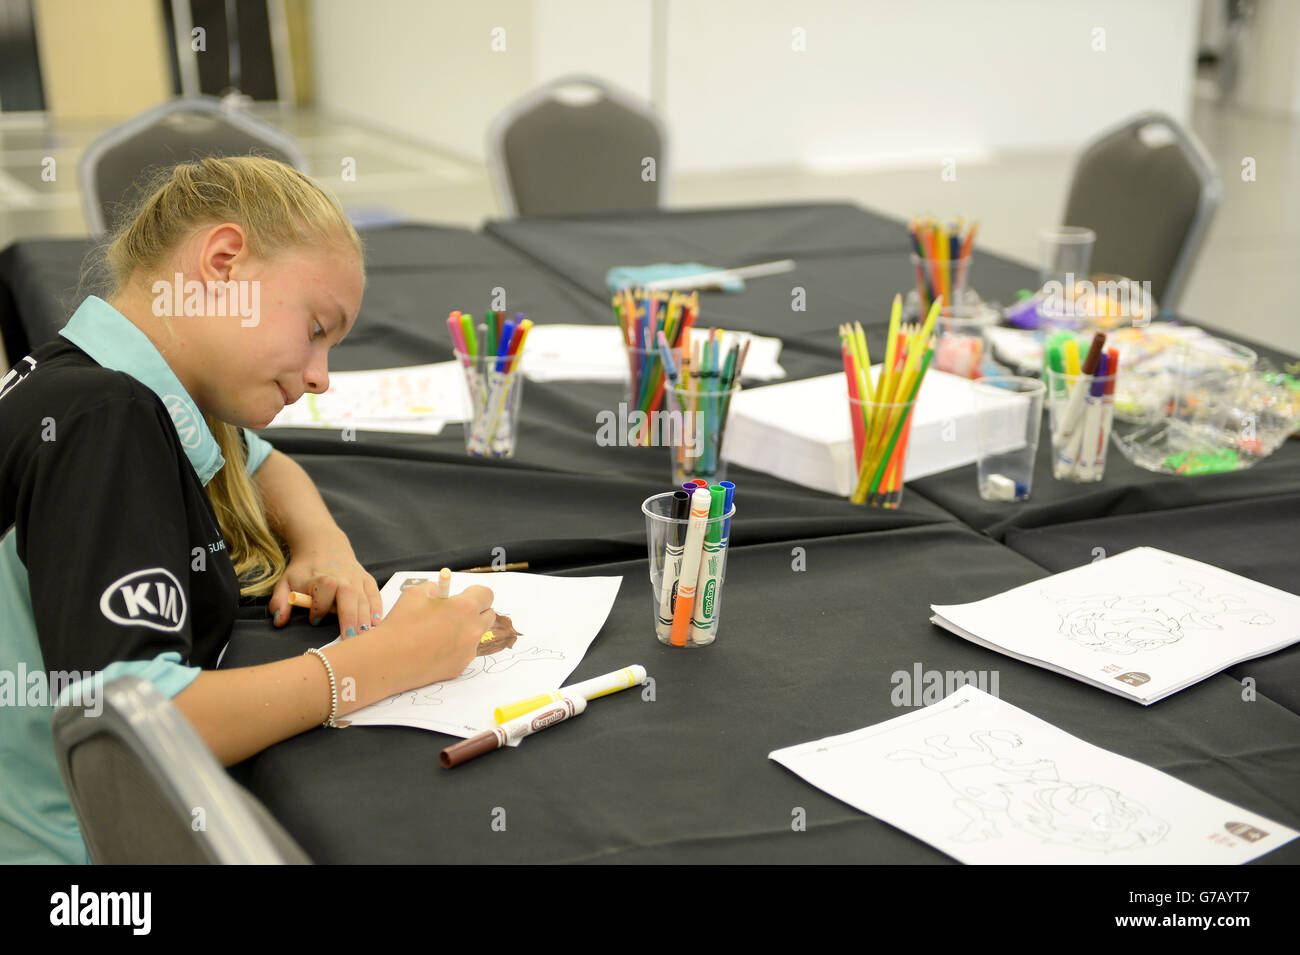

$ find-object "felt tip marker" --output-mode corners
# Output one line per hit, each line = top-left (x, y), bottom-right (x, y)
(288, 591), (314, 609)
(670, 487), (713, 647)
(440, 695), (586, 768)
(689, 484), (728, 646)
(1075, 352), (1108, 480)
(493, 665), (648, 724)
(656, 491), (692, 640)
(437, 567), (452, 599)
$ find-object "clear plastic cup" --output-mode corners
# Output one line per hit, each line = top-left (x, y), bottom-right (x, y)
(455, 348), (524, 458)
(1047, 368), (1116, 482)
(642, 490), (736, 648)
(664, 381), (741, 485)
(935, 304), (999, 379)
(911, 252), (972, 314)
(971, 376), (1045, 502)
(1039, 226), (1096, 291)
(847, 396), (917, 507)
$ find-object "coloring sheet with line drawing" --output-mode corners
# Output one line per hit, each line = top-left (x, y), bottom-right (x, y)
(335, 572), (622, 741)
(266, 362), (466, 433)
(930, 547), (1300, 704)
(770, 685), (1298, 864)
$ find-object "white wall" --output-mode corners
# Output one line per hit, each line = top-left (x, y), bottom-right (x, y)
(531, 0), (653, 100)
(308, 0), (534, 159)
(308, 0), (1200, 171)
(664, 0), (1199, 171)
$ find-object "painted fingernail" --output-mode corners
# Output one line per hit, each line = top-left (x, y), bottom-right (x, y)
(372, 613), (381, 620)
(345, 627), (357, 638)
(360, 624), (371, 632)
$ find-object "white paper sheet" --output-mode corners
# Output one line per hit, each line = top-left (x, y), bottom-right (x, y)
(519, 324), (786, 382)
(264, 362), (466, 433)
(335, 571), (622, 741)
(931, 547), (1300, 704)
(770, 684), (1298, 864)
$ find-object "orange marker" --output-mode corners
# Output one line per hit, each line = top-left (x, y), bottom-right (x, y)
(288, 591), (314, 609)
(669, 487), (712, 647)
(437, 567), (452, 599)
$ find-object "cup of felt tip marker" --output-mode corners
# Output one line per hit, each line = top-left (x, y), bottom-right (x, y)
(1047, 366), (1117, 483)
(454, 347), (524, 458)
(642, 486), (736, 648)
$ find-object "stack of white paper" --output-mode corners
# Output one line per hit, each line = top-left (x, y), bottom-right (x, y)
(265, 362), (467, 434)
(519, 325), (786, 383)
(770, 684), (1297, 864)
(931, 547), (1300, 705)
(723, 368), (997, 496)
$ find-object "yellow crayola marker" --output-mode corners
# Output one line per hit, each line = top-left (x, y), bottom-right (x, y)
(493, 665), (648, 724)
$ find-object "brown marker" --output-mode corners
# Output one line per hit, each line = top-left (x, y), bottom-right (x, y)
(1082, 332), (1106, 376)
(439, 695), (586, 768)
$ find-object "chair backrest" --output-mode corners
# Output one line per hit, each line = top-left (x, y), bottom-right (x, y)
(79, 95), (310, 235)
(52, 674), (311, 864)
(1062, 111), (1220, 314)
(488, 74), (667, 217)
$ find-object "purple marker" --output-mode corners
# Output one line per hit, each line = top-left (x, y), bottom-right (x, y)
(1076, 352), (1109, 480)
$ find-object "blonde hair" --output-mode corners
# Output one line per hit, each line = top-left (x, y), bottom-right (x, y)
(101, 155), (364, 597)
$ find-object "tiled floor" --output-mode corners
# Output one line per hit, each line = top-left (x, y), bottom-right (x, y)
(1, 94), (1295, 369)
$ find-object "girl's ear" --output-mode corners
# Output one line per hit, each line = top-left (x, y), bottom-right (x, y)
(197, 223), (249, 283)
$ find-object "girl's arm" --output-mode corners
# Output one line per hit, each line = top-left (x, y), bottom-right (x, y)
(172, 634), (403, 765)
(253, 449), (383, 635)
(172, 583), (495, 766)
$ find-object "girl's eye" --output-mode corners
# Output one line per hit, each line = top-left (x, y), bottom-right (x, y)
(311, 320), (326, 341)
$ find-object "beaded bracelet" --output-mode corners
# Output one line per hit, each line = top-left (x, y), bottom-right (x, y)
(304, 647), (339, 728)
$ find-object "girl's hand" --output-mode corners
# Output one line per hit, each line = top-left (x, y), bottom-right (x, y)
(268, 533), (383, 639)
(378, 583), (496, 687)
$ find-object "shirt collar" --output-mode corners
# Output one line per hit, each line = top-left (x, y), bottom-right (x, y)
(59, 296), (225, 485)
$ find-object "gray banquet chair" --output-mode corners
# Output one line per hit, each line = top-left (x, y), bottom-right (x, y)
(1061, 111), (1221, 315)
(488, 74), (667, 217)
(53, 674), (311, 864)
(79, 95), (309, 235)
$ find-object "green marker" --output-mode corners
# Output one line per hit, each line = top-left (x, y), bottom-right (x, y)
(689, 483), (728, 645)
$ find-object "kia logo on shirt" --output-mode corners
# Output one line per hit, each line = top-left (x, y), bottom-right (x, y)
(99, 568), (187, 632)
(163, 394), (202, 449)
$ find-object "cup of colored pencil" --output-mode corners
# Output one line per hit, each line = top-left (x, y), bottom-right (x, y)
(448, 309), (532, 458)
(842, 295), (942, 507)
(614, 288), (698, 447)
(908, 217), (978, 317)
(660, 328), (749, 485)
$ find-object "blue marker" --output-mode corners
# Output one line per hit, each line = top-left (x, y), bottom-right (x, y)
(495, 318), (516, 372)
(718, 481), (736, 538)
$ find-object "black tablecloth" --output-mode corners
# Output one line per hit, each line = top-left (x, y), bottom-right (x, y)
(224, 525), (1300, 864)
(3, 204), (1298, 865)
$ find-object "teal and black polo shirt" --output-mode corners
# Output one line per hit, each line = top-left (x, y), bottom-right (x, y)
(0, 296), (275, 864)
